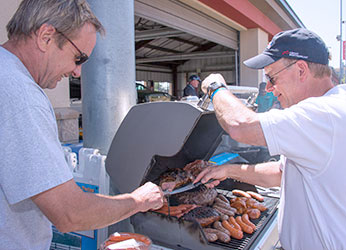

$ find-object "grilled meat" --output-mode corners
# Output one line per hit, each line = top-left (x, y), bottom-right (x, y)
(158, 160), (217, 205)
(183, 206), (220, 227)
(153, 203), (198, 218)
(174, 185), (217, 206)
(159, 160), (212, 192)
(183, 159), (213, 177)
(159, 168), (194, 192)
(230, 197), (267, 215)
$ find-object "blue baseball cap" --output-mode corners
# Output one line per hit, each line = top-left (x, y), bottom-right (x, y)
(244, 28), (329, 69)
(189, 75), (201, 82)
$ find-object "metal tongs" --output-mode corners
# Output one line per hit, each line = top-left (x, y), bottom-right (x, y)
(163, 179), (215, 196)
(197, 94), (211, 111)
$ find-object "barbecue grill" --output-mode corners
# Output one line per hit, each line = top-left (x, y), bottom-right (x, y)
(106, 101), (279, 250)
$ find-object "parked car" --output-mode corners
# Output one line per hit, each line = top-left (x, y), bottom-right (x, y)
(136, 83), (176, 103)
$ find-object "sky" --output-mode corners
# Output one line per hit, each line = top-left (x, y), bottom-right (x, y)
(285, 0), (343, 69)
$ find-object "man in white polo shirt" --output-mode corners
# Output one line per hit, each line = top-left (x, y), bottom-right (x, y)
(194, 28), (346, 249)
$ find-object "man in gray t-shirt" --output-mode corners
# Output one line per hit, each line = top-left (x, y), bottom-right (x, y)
(0, 46), (73, 248)
(0, 1), (164, 249)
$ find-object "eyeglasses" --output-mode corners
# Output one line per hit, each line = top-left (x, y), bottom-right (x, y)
(55, 30), (89, 65)
(265, 61), (297, 85)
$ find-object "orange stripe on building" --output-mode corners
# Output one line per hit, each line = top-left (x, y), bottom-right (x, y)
(198, 0), (282, 37)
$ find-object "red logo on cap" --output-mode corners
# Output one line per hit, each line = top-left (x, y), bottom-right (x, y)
(282, 50), (289, 55)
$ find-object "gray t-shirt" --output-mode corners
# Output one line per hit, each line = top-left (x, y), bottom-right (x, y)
(0, 46), (73, 249)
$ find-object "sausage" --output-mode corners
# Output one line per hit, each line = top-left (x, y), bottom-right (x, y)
(220, 214), (229, 221)
(155, 209), (184, 216)
(228, 216), (241, 231)
(232, 189), (251, 198)
(213, 202), (233, 212)
(214, 201), (230, 209)
(213, 204), (236, 217)
(213, 220), (230, 236)
(202, 230), (218, 242)
(230, 199), (247, 214)
(158, 204), (196, 212)
(108, 233), (151, 246)
(215, 197), (230, 206)
(222, 220), (243, 240)
(154, 204), (198, 217)
(204, 228), (231, 243)
(217, 194), (230, 204)
(155, 204), (182, 212)
(229, 207), (237, 214)
(241, 213), (256, 231)
(198, 215), (221, 227)
(246, 191), (264, 202)
(236, 216), (254, 234)
(215, 200), (237, 212)
(215, 203), (237, 215)
(213, 206), (229, 217)
(246, 208), (261, 220)
(214, 198), (236, 212)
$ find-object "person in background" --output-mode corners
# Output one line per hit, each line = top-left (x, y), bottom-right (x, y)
(183, 74), (201, 97)
(194, 28), (346, 249)
(0, 1), (164, 249)
(255, 82), (279, 112)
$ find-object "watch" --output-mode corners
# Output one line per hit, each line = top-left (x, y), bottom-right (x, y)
(207, 81), (227, 98)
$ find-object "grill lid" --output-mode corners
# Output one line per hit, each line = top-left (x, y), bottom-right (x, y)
(106, 101), (224, 193)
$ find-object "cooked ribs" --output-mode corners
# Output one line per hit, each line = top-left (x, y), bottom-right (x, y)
(174, 185), (217, 206)
(183, 206), (220, 227)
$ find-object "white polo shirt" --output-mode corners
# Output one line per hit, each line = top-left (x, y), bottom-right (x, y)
(259, 84), (346, 250)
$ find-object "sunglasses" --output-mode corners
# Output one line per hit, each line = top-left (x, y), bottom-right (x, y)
(55, 30), (89, 65)
(265, 60), (297, 85)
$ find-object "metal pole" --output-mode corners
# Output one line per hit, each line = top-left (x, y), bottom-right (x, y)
(235, 50), (239, 86)
(82, 0), (137, 154)
(83, 0), (137, 234)
(340, 0), (343, 84)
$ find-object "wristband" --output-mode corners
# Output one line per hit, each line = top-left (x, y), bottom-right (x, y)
(210, 87), (226, 101)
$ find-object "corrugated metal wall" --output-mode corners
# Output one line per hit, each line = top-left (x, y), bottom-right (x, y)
(136, 70), (173, 83)
(135, 53), (236, 97)
(177, 51), (236, 95)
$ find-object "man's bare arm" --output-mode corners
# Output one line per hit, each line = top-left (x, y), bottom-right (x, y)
(194, 161), (281, 188)
(32, 179), (163, 233)
(202, 73), (267, 146)
(224, 161), (282, 187)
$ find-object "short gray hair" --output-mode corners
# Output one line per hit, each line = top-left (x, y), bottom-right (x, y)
(7, 0), (105, 47)
(282, 58), (331, 79)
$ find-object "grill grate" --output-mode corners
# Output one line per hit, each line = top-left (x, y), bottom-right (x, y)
(204, 190), (279, 250)
(132, 190), (279, 250)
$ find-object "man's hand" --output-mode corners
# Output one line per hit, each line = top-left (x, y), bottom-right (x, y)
(193, 165), (229, 188)
(131, 182), (164, 212)
(201, 73), (227, 94)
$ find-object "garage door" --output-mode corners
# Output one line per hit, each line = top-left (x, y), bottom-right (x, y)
(134, 0), (238, 50)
